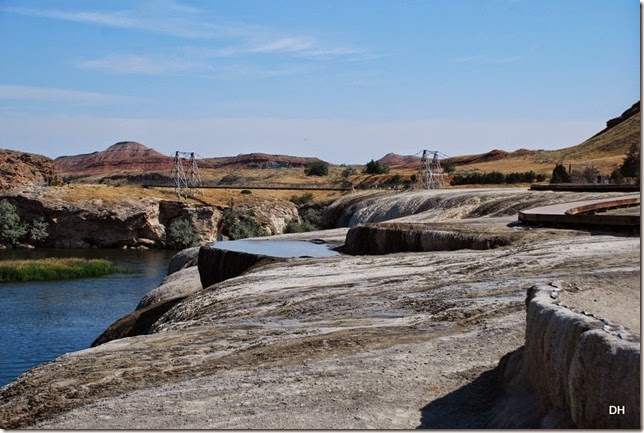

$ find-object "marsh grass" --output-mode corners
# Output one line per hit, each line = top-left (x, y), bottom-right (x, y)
(0, 258), (123, 282)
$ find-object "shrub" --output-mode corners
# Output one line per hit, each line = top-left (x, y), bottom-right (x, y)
(341, 166), (357, 178)
(0, 199), (49, 246)
(364, 159), (390, 174)
(221, 208), (267, 240)
(240, 189), (252, 195)
(550, 164), (570, 183)
(167, 218), (199, 249)
(570, 166), (599, 183)
(442, 161), (456, 174)
(29, 218), (49, 243)
(304, 161), (329, 176)
(0, 200), (27, 245)
(284, 208), (322, 233)
(290, 192), (314, 206)
(449, 171), (541, 186)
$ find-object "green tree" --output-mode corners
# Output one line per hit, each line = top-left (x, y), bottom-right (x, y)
(0, 200), (27, 245)
(29, 218), (49, 243)
(620, 142), (640, 178)
(610, 167), (625, 184)
(364, 159), (390, 174)
(167, 218), (199, 249)
(550, 164), (570, 183)
(304, 161), (329, 176)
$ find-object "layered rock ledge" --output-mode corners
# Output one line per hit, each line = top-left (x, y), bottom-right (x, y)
(490, 284), (640, 428)
(0, 188), (639, 429)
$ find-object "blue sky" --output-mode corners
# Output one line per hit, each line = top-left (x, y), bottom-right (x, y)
(0, 0), (639, 164)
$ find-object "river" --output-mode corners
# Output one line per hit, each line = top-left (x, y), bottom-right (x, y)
(0, 248), (176, 387)
(0, 240), (340, 388)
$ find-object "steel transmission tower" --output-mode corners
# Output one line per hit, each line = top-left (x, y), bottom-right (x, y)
(417, 150), (447, 189)
(172, 151), (203, 199)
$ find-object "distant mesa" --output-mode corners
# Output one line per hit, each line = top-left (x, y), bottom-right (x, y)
(203, 153), (326, 169)
(55, 141), (173, 176)
(376, 153), (421, 167)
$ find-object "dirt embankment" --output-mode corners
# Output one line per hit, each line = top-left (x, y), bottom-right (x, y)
(0, 188), (639, 429)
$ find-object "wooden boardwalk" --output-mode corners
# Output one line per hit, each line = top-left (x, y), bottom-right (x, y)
(519, 194), (640, 229)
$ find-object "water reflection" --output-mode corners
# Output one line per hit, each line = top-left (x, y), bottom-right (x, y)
(212, 239), (340, 258)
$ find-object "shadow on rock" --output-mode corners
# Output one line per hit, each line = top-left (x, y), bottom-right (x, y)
(417, 366), (501, 429)
(92, 296), (187, 347)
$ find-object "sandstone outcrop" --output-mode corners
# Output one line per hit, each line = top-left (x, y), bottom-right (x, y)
(0, 149), (57, 189)
(159, 200), (220, 244)
(0, 187), (220, 248)
(231, 199), (300, 236)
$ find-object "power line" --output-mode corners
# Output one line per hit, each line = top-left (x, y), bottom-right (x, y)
(417, 150), (448, 189)
(171, 151), (203, 199)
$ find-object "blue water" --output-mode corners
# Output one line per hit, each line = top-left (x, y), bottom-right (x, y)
(0, 240), (339, 388)
(0, 249), (176, 387)
(212, 239), (340, 257)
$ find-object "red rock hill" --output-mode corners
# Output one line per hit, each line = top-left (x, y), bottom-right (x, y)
(55, 142), (173, 177)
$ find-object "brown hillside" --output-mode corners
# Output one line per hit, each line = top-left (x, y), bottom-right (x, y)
(445, 149), (510, 166)
(376, 153), (421, 167)
(0, 149), (57, 188)
(437, 102), (640, 176)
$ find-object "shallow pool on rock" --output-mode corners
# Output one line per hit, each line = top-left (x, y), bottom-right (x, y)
(210, 239), (341, 257)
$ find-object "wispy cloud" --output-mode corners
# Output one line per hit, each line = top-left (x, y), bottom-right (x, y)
(1, 1), (231, 39)
(249, 37), (316, 54)
(0, 85), (142, 104)
(78, 54), (197, 75)
(3, 1), (372, 68)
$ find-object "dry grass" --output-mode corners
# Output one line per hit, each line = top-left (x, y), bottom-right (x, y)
(51, 183), (346, 207)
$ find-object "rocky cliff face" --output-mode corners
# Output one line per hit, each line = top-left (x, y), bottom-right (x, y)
(0, 149), (57, 189)
(0, 187), (220, 248)
(232, 199), (300, 236)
